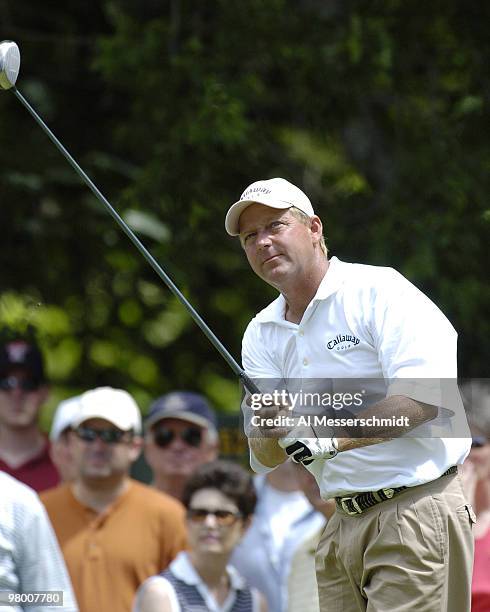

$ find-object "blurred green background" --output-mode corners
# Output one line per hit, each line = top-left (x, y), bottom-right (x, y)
(1, 1), (489, 428)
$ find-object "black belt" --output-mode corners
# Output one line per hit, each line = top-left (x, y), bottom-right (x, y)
(335, 466), (458, 516)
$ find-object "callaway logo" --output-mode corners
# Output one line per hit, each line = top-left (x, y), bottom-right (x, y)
(240, 186), (271, 200)
(327, 334), (360, 351)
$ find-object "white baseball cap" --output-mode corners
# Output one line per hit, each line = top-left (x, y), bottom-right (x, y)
(72, 387), (142, 434)
(225, 177), (315, 236)
(50, 395), (82, 441)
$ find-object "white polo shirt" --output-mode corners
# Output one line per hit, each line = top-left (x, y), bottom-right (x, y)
(242, 257), (471, 498)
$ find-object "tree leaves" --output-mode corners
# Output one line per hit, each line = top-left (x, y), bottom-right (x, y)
(1, 0), (488, 425)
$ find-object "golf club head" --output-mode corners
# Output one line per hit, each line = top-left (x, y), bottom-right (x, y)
(0, 41), (20, 90)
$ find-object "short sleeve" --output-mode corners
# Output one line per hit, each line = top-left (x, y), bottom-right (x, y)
(369, 269), (457, 406)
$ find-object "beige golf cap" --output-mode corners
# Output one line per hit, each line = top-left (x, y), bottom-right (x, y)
(72, 386), (142, 433)
(225, 177), (315, 236)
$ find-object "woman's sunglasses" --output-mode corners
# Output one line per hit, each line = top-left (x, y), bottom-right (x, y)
(187, 508), (242, 526)
(153, 426), (203, 449)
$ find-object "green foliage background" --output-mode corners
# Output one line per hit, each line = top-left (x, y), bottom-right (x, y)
(1, 1), (489, 426)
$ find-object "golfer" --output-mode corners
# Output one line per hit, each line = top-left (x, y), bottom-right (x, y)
(225, 177), (474, 612)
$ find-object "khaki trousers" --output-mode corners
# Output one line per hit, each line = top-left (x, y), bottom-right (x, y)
(315, 473), (475, 612)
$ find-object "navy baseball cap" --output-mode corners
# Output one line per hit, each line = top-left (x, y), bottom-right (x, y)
(0, 339), (45, 383)
(145, 391), (218, 433)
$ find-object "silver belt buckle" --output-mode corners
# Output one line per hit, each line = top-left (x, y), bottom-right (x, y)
(340, 496), (362, 516)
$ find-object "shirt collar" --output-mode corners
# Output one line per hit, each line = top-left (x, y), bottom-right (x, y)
(313, 256), (345, 300)
(0, 436), (51, 470)
(68, 479), (134, 520)
(171, 551), (246, 590)
(254, 256), (345, 325)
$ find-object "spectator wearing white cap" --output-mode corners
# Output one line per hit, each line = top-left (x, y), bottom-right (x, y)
(49, 395), (81, 483)
(144, 391), (219, 501)
(41, 387), (187, 612)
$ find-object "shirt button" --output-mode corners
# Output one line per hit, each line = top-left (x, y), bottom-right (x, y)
(303, 358), (309, 366)
(298, 330), (304, 337)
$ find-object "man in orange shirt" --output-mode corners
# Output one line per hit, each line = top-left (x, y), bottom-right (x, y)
(41, 386), (187, 612)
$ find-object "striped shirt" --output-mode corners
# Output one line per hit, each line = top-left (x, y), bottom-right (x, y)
(0, 472), (78, 611)
(135, 552), (260, 612)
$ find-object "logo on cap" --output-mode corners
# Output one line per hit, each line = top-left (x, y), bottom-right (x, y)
(241, 186), (272, 200)
(161, 394), (188, 412)
(6, 341), (31, 363)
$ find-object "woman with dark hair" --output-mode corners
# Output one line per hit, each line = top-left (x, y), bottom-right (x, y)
(134, 460), (267, 612)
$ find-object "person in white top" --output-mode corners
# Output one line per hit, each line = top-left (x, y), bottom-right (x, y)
(224, 177), (474, 612)
(134, 460), (267, 612)
(230, 461), (325, 612)
(0, 471), (78, 612)
(287, 463), (336, 612)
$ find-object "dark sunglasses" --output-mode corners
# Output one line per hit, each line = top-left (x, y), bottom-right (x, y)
(187, 508), (242, 526)
(0, 376), (41, 392)
(472, 436), (488, 448)
(153, 426), (203, 449)
(74, 426), (132, 444)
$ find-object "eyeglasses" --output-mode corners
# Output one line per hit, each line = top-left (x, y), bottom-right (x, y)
(187, 508), (242, 526)
(472, 436), (488, 448)
(74, 426), (132, 444)
(0, 376), (40, 392)
(153, 426), (203, 449)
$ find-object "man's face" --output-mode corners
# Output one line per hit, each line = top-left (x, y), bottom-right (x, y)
(0, 368), (48, 430)
(144, 417), (218, 480)
(238, 204), (322, 289)
(68, 418), (141, 484)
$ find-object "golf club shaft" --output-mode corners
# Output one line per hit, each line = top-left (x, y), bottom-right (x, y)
(12, 86), (260, 396)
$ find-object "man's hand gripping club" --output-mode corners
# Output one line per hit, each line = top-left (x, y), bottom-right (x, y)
(248, 393), (339, 466)
(278, 434), (339, 466)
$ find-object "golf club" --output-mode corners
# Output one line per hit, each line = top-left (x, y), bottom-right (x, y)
(0, 40), (260, 396)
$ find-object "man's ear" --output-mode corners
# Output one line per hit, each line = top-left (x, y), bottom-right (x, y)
(203, 440), (219, 462)
(129, 435), (143, 462)
(309, 215), (323, 243)
(36, 384), (50, 404)
(310, 215), (323, 237)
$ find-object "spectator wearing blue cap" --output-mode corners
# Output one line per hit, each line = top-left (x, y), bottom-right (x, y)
(144, 392), (219, 501)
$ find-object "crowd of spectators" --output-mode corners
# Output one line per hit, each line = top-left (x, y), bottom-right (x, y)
(0, 332), (489, 611)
